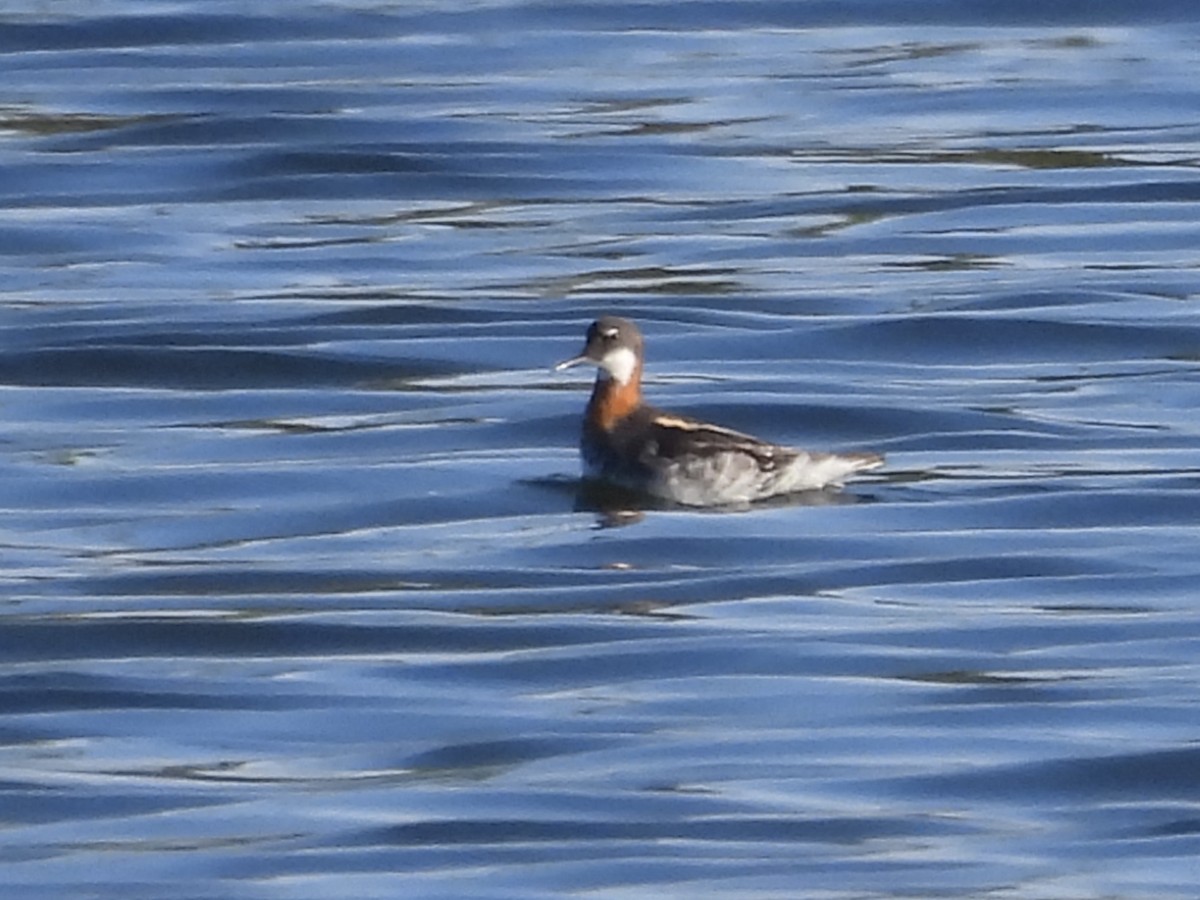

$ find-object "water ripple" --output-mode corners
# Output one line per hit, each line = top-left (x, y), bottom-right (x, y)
(2, 3), (1200, 898)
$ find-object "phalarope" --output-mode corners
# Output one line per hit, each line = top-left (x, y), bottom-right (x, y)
(555, 316), (883, 506)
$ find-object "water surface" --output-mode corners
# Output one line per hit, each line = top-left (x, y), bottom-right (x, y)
(2, 2), (1200, 898)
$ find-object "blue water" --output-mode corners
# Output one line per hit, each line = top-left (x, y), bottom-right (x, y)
(3, 2), (1200, 897)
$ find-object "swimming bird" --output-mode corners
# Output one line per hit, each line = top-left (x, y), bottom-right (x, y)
(555, 316), (883, 506)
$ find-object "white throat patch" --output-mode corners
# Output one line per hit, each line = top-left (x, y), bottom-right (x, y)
(598, 346), (639, 385)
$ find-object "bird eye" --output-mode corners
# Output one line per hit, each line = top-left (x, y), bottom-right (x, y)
(601, 328), (619, 341)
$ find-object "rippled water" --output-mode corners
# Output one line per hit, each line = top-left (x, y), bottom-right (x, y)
(3, 2), (1200, 898)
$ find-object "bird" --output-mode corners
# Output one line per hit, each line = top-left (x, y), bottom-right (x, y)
(554, 316), (884, 507)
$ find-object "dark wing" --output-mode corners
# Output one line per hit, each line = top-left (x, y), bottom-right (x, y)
(638, 410), (796, 471)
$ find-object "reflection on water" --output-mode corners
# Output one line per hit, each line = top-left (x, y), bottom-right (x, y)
(570, 477), (878, 526)
(2, 1), (1200, 898)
